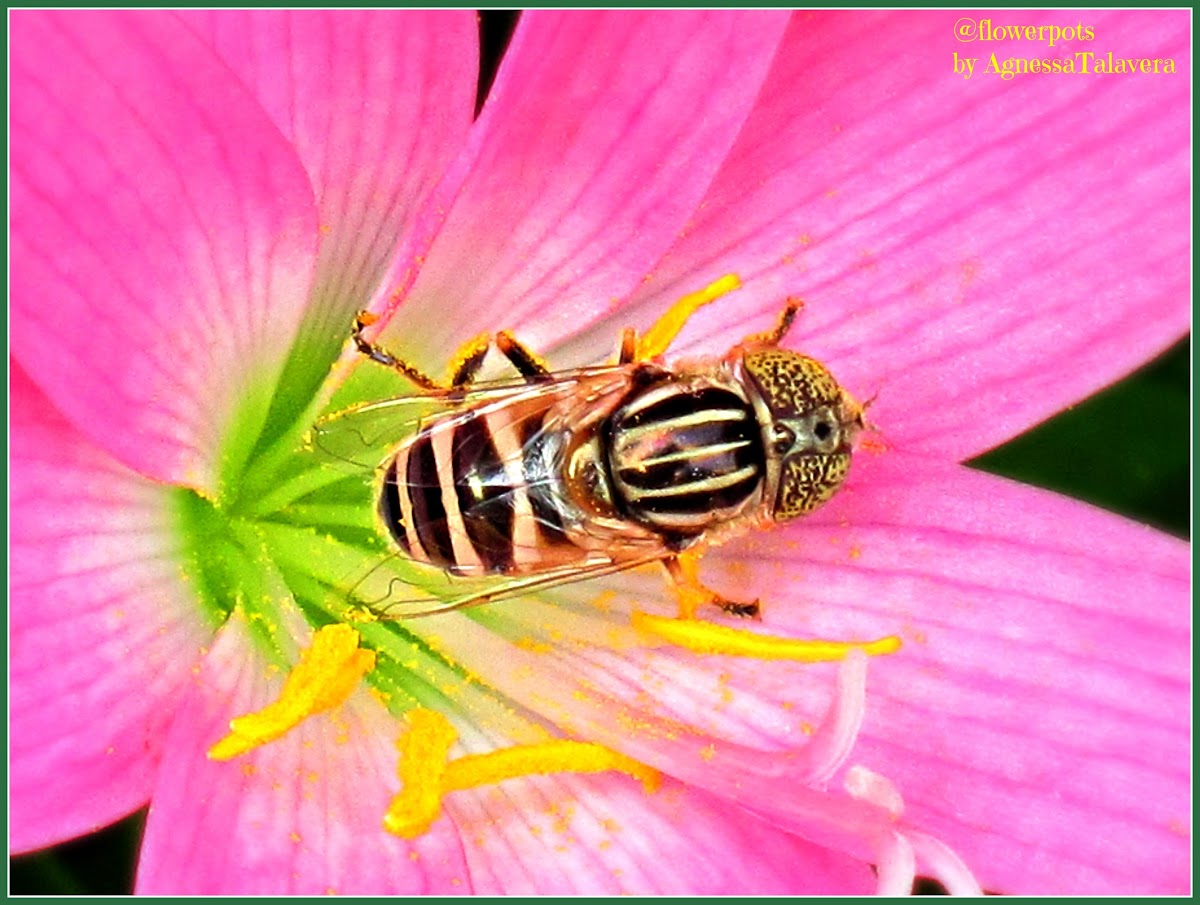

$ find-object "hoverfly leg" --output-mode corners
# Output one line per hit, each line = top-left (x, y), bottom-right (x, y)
(719, 599), (762, 619)
(617, 327), (637, 365)
(354, 312), (500, 392)
(662, 553), (762, 621)
(496, 331), (553, 382)
(447, 333), (493, 388)
(352, 311), (444, 392)
(741, 298), (805, 348)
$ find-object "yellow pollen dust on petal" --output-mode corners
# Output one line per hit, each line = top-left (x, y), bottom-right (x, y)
(208, 624), (376, 761)
(630, 611), (902, 662)
(636, 273), (742, 361)
(384, 708), (661, 840)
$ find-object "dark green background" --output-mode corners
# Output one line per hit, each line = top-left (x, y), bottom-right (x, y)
(10, 11), (1190, 896)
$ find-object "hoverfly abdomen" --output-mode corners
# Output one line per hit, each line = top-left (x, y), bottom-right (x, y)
(379, 458), (413, 559)
(450, 411), (518, 572)
(382, 402), (540, 575)
(607, 381), (765, 535)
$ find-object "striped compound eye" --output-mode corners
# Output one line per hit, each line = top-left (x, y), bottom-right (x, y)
(773, 450), (851, 519)
(743, 349), (844, 418)
(743, 349), (858, 521)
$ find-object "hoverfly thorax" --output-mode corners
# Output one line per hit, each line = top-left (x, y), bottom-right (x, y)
(603, 370), (767, 539)
(739, 348), (863, 521)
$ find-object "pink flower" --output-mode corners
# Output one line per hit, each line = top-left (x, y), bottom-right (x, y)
(10, 9), (1189, 895)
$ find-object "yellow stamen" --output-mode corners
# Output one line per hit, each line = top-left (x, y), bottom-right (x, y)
(384, 708), (661, 839)
(384, 709), (458, 839)
(208, 624), (376, 760)
(445, 740), (660, 793)
(636, 274), (742, 360)
(631, 611), (902, 662)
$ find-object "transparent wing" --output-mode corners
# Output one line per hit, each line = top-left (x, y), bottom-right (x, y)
(309, 365), (629, 471)
(309, 396), (440, 471)
(343, 550), (671, 619)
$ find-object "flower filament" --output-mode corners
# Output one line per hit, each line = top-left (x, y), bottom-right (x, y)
(636, 273), (741, 360)
(632, 611), (902, 661)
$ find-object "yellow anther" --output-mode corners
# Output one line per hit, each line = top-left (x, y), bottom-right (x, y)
(208, 624), (376, 760)
(636, 274), (742, 360)
(384, 708), (661, 840)
(631, 611), (902, 662)
(384, 709), (458, 839)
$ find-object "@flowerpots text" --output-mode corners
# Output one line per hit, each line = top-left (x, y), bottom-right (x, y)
(950, 17), (1178, 81)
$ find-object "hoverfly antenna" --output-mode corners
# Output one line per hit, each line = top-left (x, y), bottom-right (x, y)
(857, 387), (883, 436)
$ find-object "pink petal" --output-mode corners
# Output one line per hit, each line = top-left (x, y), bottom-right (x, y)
(463, 590), (872, 785)
(708, 450), (1190, 893)
(382, 10), (792, 371)
(136, 611), (871, 894)
(444, 770), (875, 894)
(408, 612), (904, 867)
(569, 9), (1190, 457)
(11, 11), (318, 492)
(136, 613), (471, 894)
(181, 10), (477, 398)
(9, 362), (213, 853)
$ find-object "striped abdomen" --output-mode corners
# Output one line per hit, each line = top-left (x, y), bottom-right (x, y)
(378, 400), (575, 575)
(607, 382), (765, 534)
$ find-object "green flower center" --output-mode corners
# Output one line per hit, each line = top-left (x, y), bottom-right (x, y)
(170, 358), (486, 716)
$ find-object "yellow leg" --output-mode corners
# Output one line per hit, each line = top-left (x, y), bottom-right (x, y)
(741, 297), (804, 348)
(446, 332), (492, 386)
(617, 327), (637, 365)
(353, 312), (497, 391)
(496, 330), (552, 380)
(663, 550), (759, 619)
(634, 274), (742, 361)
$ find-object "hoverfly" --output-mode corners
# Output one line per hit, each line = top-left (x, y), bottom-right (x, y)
(313, 280), (865, 620)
